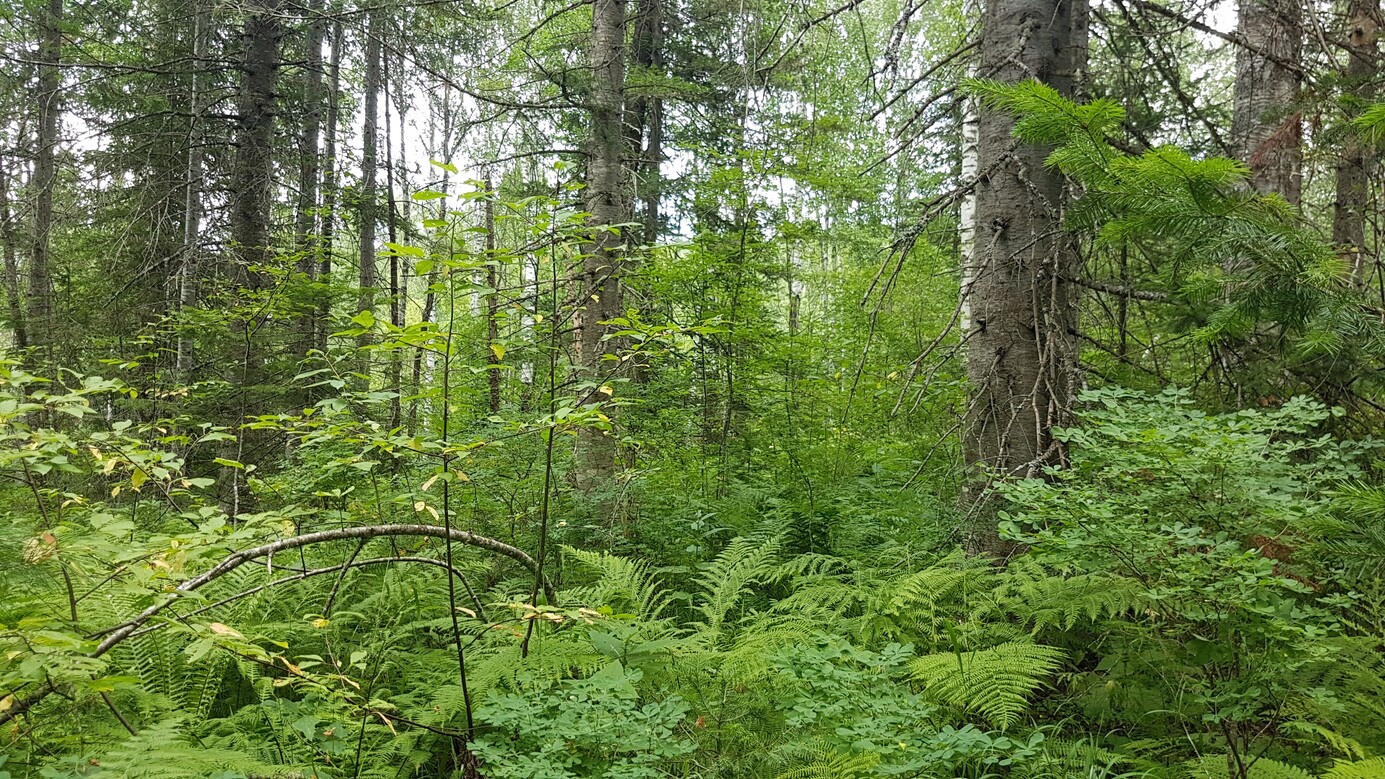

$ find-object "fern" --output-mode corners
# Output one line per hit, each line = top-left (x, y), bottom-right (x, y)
(562, 545), (671, 621)
(65, 716), (286, 778)
(1016, 737), (1132, 779)
(773, 741), (880, 779)
(1186, 756), (1315, 779)
(1001, 565), (1143, 632)
(689, 535), (782, 646)
(1324, 758), (1385, 779)
(909, 641), (1065, 729)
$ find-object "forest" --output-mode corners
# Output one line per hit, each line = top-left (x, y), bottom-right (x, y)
(2, 0), (1385, 775)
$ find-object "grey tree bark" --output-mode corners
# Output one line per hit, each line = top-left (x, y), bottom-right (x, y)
(294, 15), (326, 360)
(1231, 0), (1302, 203)
(317, 19), (345, 356)
(1333, 0), (1380, 285)
(962, 0), (1085, 555)
(577, 0), (632, 494)
(627, 0), (664, 244)
(27, 0), (62, 352)
(485, 173), (501, 414)
(0, 158), (26, 351)
(229, 0), (282, 288)
(176, 0), (208, 374)
(358, 12), (382, 363)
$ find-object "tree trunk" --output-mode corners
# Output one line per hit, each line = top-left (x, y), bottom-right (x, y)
(27, 0), (62, 352)
(962, 0), (1085, 555)
(1231, 0), (1302, 203)
(318, 19), (344, 356)
(229, 0), (282, 288)
(627, 0), (664, 244)
(1333, 0), (1380, 285)
(358, 11), (382, 366)
(294, 15), (326, 360)
(176, 0), (207, 374)
(485, 174), (501, 414)
(577, 0), (632, 495)
(383, 52), (402, 432)
(0, 159), (27, 351)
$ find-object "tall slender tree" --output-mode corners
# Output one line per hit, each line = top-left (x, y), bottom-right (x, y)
(1231, 0), (1302, 203)
(358, 12), (382, 360)
(577, 0), (632, 494)
(229, 0), (284, 287)
(962, 0), (1086, 553)
(27, 0), (62, 352)
(0, 158), (26, 351)
(177, 0), (208, 374)
(318, 18), (345, 356)
(1333, 0), (1380, 285)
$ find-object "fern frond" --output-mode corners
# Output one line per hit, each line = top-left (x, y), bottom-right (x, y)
(562, 545), (671, 621)
(773, 740), (880, 779)
(691, 535), (782, 643)
(73, 716), (288, 778)
(909, 641), (1064, 729)
(1324, 758), (1385, 779)
(1186, 755), (1314, 779)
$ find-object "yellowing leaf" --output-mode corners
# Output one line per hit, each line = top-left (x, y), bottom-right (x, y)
(208, 622), (242, 638)
(490, 343), (505, 360)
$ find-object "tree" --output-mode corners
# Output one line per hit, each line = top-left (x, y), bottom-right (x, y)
(576, 0), (632, 496)
(1333, 0), (1380, 285)
(358, 11), (382, 363)
(1231, 0), (1302, 203)
(27, 0), (62, 353)
(293, 14), (327, 359)
(229, 0), (283, 287)
(961, 0), (1086, 553)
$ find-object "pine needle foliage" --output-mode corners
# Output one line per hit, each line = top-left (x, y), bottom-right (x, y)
(970, 79), (1385, 401)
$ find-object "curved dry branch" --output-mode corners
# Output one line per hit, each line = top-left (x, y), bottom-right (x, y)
(126, 555), (490, 639)
(0, 524), (552, 727)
